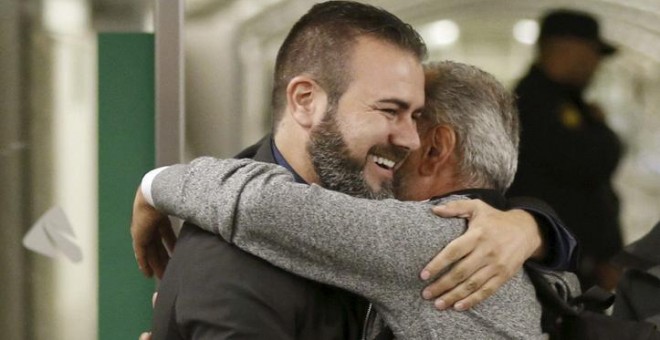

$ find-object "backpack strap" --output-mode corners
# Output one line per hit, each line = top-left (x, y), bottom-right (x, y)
(528, 266), (660, 339)
(527, 265), (616, 313)
(574, 285), (616, 311)
(526, 266), (581, 316)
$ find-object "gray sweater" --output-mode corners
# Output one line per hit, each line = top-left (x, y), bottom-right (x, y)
(152, 157), (546, 339)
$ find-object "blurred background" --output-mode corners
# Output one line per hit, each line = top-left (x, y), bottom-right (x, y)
(1, 0), (659, 339)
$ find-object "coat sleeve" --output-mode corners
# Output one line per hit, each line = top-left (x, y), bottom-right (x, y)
(152, 157), (467, 300)
(507, 196), (579, 271)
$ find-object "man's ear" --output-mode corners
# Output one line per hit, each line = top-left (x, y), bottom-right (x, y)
(285, 75), (327, 130)
(419, 124), (456, 175)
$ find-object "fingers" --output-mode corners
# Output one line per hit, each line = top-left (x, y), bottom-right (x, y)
(424, 256), (511, 311)
(159, 218), (176, 254)
(422, 244), (520, 311)
(433, 265), (496, 310)
(134, 240), (154, 278)
(423, 199), (535, 311)
(450, 274), (505, 311)
(135, 236), (171, 278)
(420, 231), (477, 280)
(131, 187), (156, 277)
(422, 244), (487, 302)
(154, 239), (170, 279)
(145, 240), (169, 279)
(432, 199), (485, 219)
(131, 186), (175, 277)
(149, 217), (174, 279)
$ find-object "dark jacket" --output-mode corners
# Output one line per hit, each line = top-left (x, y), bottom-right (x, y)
(613, 266), (660, 326)
(613, 221), (660, 326)
(508, 65), (623, 284)
(151, 136), (368, 340)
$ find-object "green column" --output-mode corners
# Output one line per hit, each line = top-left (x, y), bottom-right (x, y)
(98, 33), (155, 340)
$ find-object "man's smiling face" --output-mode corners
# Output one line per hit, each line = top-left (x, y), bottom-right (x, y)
(307, 36), (425, 199)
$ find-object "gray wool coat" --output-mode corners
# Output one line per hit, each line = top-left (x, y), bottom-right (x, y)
(152, 157), (546, 340)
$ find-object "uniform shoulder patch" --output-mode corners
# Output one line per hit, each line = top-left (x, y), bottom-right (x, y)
(558, 103), (582, 129)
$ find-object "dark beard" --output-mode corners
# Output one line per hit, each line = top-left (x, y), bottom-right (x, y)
(307, 110), (395, 200)
(392, 163), (411, 200)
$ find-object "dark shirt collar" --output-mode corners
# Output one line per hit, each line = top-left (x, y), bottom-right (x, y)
(271, 138), (308, 184)
(430, 188), (506, 210)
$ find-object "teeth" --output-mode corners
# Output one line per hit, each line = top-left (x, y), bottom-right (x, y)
(372, 155), (396, 169)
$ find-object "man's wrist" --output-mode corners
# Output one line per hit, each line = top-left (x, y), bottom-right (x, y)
(140, 166), (169, 207)
(528, 213), (549, 261)
(511, 209), (547, 261)
(506, 196), (576, 270)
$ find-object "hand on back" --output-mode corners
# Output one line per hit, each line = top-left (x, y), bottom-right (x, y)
(420, 199), (543, 310)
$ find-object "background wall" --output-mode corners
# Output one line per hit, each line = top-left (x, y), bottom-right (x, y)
(0, 0), (29, 337)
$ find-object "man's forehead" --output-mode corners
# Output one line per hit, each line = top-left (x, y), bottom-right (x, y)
(345, 39), (425, 104)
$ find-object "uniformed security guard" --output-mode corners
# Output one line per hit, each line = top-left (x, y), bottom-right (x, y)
(508, 9), (623, 291)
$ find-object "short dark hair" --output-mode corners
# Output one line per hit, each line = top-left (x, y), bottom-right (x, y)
(271, 1), (427, 129)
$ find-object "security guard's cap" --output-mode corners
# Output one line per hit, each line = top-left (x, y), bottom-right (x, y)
(539, 9), (617, 56)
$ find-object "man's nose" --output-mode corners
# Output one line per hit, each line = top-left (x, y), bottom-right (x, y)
(391, 116), (420, 151)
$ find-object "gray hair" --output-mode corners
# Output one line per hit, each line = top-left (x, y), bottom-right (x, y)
(422, 61), (519, 193)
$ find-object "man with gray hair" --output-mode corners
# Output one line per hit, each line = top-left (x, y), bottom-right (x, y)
(135, 61), (547, 339)
(393, 61), (519, 201)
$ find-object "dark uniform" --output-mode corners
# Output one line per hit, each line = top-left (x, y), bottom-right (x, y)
(508, 65), (624, 289)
